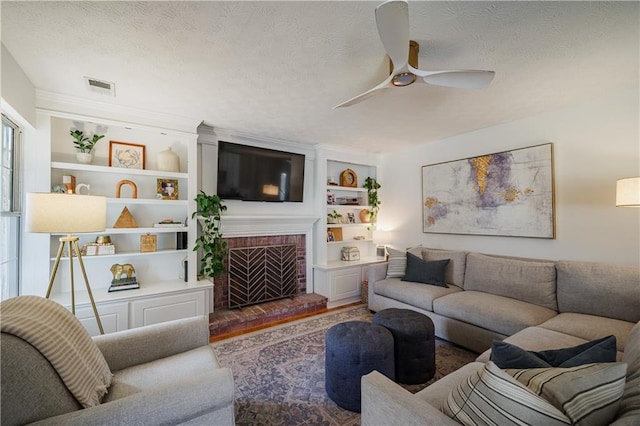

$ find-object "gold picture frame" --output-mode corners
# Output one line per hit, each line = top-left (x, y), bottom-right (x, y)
(109, 141), (146, 170)
(157, 178), (179, 200)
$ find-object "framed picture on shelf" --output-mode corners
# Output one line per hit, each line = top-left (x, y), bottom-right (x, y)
(157, 178), (179, 200)
(347, 212), (356, 224)
(327, 227), (343, 242)
(109, 141), (146, 170)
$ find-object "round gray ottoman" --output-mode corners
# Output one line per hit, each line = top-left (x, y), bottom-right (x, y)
(325, 320), (395, 412)
(373, 308), (435, 384)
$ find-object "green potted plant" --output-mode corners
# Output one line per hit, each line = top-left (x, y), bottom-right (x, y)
(327, 210), (342, 224)
(362, 177), (381, 230)
(70, 130), (104, 164)
(192, 191), (228, 279)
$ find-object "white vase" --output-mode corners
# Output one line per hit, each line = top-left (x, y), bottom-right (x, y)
(157, 147), (180, 172)
(76, 151), (93, 164)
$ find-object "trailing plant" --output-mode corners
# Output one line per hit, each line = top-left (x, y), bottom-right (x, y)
(192, 191), (228, 279)
(363, 177), (381, 230)
(70, 130), (105, 153)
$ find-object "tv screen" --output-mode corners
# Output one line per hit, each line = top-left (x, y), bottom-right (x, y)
(217, 141), (305, 202)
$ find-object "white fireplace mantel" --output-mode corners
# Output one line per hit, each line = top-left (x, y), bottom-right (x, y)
(218, 215), (320, 237)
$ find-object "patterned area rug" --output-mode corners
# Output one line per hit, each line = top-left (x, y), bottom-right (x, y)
(212, 305), (478, 425)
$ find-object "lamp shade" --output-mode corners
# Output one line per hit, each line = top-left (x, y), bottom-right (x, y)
(616, 177), (640, 207)
(26, 193), (107, 233)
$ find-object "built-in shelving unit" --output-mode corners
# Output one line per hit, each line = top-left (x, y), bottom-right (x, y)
(313, 151), (385, 308)
(28, 109), (211, 335)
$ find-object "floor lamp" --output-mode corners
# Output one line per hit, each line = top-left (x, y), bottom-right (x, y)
(616, 177), (640, 207)
(26, 193), (107, 334)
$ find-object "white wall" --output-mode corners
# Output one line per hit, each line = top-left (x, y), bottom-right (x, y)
(379, 89), (640, 266)
(1, 43), (36, 127)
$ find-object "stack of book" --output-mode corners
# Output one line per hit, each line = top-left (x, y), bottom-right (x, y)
(108, 279), (140, 292)
(153, 221), (184, 228)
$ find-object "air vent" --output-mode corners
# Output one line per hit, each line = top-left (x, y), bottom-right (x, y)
(84, 77), (116, 96)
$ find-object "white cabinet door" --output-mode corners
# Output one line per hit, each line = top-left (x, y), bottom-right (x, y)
(129, 291), (205, 328)
(330, 267), (362, 301)
(76, 302), (129, 336)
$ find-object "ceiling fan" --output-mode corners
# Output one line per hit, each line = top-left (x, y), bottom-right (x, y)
(334, 0), (495, 108)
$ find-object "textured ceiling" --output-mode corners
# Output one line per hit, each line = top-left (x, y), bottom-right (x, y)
(2, 1), (638, 152)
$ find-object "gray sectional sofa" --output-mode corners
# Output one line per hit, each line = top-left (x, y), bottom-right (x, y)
(363, 247), (640, 425)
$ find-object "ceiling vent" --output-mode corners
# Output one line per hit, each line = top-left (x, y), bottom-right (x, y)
(84, 77), (116, 96)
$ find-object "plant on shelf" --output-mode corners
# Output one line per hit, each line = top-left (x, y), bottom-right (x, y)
(70, 130), (104, 153)
(327, 210), (342, 224)
(192, 191), (228, 279)
(70, 130), (105, 164)
(363, 177), (381, 230)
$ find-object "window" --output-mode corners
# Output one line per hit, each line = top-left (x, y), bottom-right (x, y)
(1, 114), (22, 300)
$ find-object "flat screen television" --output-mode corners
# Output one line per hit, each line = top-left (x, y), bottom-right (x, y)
(217, 141), (305, 202)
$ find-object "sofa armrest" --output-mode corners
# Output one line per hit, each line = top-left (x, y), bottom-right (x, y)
(93, 316), (210, 371)
(361, 371), (459, 426)
(31, 368), (235, 426)
(367, 262), (388, 308)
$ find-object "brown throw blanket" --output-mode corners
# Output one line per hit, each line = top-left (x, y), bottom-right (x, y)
(0, 296), (112, 407)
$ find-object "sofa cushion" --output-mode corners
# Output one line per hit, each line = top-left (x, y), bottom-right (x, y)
(402, 253), (448, 287)
(104, 346), (221, 402)
(490, 335), (617, 369)
(1, 333), (82, 426)
(477, 326), (594, 363)
(507, 362), (627, 425)
(421, 248), (467, 287)
(612, 321), (640, 424)
(433, 291), (557, 337)
(463, 253), (558, 311)
(539, 313), (635, 352)
(442, 361), (571, 425)
(443, 361), (627, 426)
(556, 260), (640, 323)
(415, 361), (484, 408)
(385, 248), (407, 278)
(373, 278), (462, 312)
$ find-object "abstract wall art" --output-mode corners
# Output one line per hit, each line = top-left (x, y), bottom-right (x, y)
(422, 143), (555, 238)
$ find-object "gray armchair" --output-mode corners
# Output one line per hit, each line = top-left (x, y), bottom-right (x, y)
(2, 312), (235, 425)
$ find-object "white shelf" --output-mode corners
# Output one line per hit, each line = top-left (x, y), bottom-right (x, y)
(327, 204), (371, 210)
(327, 239), (372, 245)
(50, 249), (188, 262)
(314, 257), (387, 271)
(51, 227), (187, 235)
(49, 279), (213, 306)
(107, 198), (188, 206)
(51, 158), (188, 179)
(326, 223), (371, 228)
(326, 185), (366, 193)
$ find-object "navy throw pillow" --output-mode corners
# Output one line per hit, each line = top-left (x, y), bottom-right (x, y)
(401, 253), (449, 287)
(490, 335), (617, 369)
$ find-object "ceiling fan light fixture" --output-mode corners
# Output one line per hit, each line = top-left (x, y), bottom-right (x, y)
(392, 72), (416, 87)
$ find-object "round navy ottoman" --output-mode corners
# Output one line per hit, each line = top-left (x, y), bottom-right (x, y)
(373, 308), (435, 384)
(325, 321), (395, 412)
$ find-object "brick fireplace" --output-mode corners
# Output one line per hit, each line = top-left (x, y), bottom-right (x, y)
(208, 215), (325, 337)
(213, 234), (307, 311)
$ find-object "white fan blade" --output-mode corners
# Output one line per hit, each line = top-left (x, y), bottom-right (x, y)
(375, 0), (410, 71)
(410, 67), (495, 89)
(334, 74), (394, 108)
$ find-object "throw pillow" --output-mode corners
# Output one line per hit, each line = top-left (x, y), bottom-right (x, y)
(491, 335), (617, 369)
(442, 361), (627, 426)
(385, 247), (407, 278)
(401, 253), (449, 287)
(442, 361), (571, 425)
(507, 362), (627, 425)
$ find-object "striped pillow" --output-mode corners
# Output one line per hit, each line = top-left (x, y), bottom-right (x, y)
(442, 361), (627, 426)
(385, 248), (406, 278)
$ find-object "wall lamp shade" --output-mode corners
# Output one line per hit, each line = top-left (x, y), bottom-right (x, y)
(26, 193), (107, 233)
(616, 177), (640, 207)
